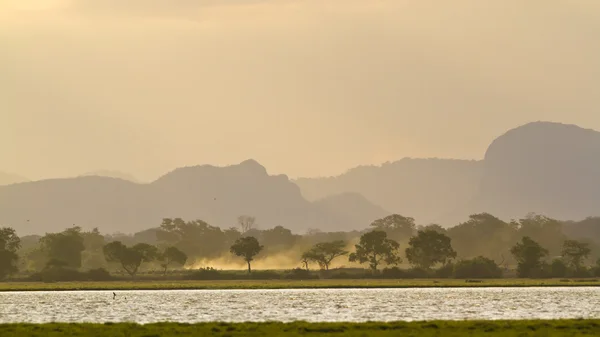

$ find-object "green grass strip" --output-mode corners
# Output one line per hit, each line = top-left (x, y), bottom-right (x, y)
(0, 278), (599, 291)
(1, 320), (599, 336)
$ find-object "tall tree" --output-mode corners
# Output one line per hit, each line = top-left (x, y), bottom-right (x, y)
(516, 213), (565, 256)
(157, 218), (229, 258)
(81, 227), (106, 269)
(349, 230), (401, 271)
(39, 227), (85, 269)
(0, 227), (21, 279)
(261, 226), (299, 250)
(510, 236), (548, 278)
(447, 213), (516, 261)
(103, 241), (158, 277)
(405, 230), (456, 269)
(370, 214), (416, 241)
(159, 246), (188, 275)
(561, 240), (591, 271)
(237, 215), (257, 234)
(302, 241), (348, 270)
(230, 236), (263, 273)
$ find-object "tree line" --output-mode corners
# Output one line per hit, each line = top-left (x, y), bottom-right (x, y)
(1, 213), (600, 281)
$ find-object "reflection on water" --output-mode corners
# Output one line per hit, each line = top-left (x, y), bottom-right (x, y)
(0, 287), (599, 323)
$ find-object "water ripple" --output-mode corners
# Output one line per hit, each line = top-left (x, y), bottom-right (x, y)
(0, 287), (598, 323)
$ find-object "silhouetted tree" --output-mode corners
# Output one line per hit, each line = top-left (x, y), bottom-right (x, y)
(230, 236), (263, 273)
(103, 241), (158, 277)
(349, 230), (401, 271)
(261, 226), (299, 250)
(370, 214), (416, 241)
(300, 253), (311, 271)
(453, 256), (502, 278)
(159, 246), (188, 275)
(0, 227), (20, 279)
(237, 215), (256, 234)
(405, 230), (456, 269)
(302, 241), (348, 270)
(419, 224), (447, 234)
(447, 213), (516, 261)
(510, 236), (548, 277)
(81, 228), (106, 269)
(40, 227), (85, 269)
(549, 258), (568, 278)
(561, 239), (591, 272)
(157, 218), (231, 258)
(516, 213), (565, 257)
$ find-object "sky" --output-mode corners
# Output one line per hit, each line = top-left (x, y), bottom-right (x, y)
(2, 0), (600, 181)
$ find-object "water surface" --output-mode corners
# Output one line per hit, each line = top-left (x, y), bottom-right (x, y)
(1, 287), (598, 323)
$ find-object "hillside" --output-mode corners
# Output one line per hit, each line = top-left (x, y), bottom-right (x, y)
(295, 158), (483, 224)
(312, 192), (390, 230)
(0, 160), (375, 235)
(469, 121), (600, 221)
(80, 170), (142, 183)
(296, 121), (600, 225)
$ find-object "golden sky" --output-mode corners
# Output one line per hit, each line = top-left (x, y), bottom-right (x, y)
(2, 0), (600, 181)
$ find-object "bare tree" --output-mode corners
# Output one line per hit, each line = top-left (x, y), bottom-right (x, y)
(237, 215), (256, 234)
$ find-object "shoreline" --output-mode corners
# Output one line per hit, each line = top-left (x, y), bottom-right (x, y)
(1, 278), (599, 292)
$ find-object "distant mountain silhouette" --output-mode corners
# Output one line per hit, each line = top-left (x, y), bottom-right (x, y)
(297, 121), (600, 225)
(313, 192), (390, 229)
(0, 172), (28, 186)
(4, 122), (599, 234)
(468, 121), (600, 222)
(295, 158), (483, 224)
(80, 170), (142, 183)
(0, 160), (376, 235)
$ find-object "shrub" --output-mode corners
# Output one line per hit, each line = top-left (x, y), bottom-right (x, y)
(284, 268), (317, 280)
(453, 257), (502, 279)
(549, 259), (567, 278)
(247, 270), (281, 280)
(435, 263), (455, 278)
(184, 267), (223, 280)
(86, 268), (113, 281)
(381, 267), (409, 279)
(407, 267), (432, 278)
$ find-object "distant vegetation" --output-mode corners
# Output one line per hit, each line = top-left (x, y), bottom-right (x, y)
(1, 320), (599, 337)
(2, 212), (600, 282)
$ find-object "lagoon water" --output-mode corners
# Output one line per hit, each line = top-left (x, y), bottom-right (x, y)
(1, 287), (599, 323)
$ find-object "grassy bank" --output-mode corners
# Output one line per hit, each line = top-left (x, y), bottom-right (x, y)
(0, 278), (598, 291)
(1, 320), (599, 336)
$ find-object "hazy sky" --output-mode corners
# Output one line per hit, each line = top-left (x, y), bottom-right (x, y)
(2, 0), (600, 181)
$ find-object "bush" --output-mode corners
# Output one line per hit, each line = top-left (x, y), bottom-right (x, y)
(570, 267), (591, 278)
(380, 267), (435, 279)
(184, 267), (224, 280)
(247, 270), (282, 280)
(549, 259), (567, 278)
(407, 267), (433, 278)
(31, 267), (83, 283)
(381, 267), (409, 279)
(86, 268), (113, 281)
(453, 257), (503, 279)
(435, 263), (455, 278)
(284, 268), (317, 280)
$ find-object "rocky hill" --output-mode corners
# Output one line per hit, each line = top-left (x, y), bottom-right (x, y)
(295, 158), (483, 224)
(297, 122), (600, 225)
(470, 121), (600, 222)
(0, 160), (377, 235)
